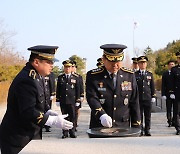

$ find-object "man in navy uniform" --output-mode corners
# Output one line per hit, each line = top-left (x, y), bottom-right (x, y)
(135, 56), (156, 136)
(56, 60), (80, 138)
(86, 44), (141, 130)
(71, 60), (84, 131)
(161, 60), (175, 127)
(131, 57), (139, 72)
(171, 52), (180, 135)
(0, 45), (73, 154)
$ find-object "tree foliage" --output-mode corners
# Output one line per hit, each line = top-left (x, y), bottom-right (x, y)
(155, 40), (179, 76)
(0, 19), (26, 82)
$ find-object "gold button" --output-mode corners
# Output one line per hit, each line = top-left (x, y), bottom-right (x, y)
(114, 95), (117, 98)
(114, 107), (116, 110)
(113, 120), (116, 122)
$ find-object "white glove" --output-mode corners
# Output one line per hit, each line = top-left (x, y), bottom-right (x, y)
(75, 102), (80, 107)
(170, 94), (175, 99)
(45, 109), (58, 116)
(151, 98), (156, 103)
(162, 96), (167, 100)
(56, 102), (60, 106)
(100, 114), (112, 128)
(50, 96), (55, 100)
(45, 114), (73, 130)
(80, 97), (84, 102)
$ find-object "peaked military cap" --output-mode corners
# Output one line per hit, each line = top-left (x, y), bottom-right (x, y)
(137, 56), (148, 62)
(62, 60), (73, 67)
(28, 45), (59, 62)
(176, 52), (180, 58)
(100, 44), (127, 62)
(71, 60), (77, 67)
(132, 57), (138, 63)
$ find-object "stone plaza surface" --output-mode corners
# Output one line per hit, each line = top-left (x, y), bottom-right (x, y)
(1, 102), (180, 154)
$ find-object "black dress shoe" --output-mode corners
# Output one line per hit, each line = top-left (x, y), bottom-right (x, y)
(45, 129), (51, 132)
(145, 130), (151, 136)
(69, 133), (77, 138)
(62, 134), (68, 139)
(176, 130), (180, 135)
(168, 122), (172, 127)
(140, 131), (143, 136)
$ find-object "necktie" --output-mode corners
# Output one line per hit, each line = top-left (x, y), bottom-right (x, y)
(110, 73), (115, 79)
(110, 73), (116, 89)
(65, 75), (69, 82)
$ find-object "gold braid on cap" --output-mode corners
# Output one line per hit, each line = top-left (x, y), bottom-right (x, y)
(31, 51), (55, 59)
(104, 50), (124, 61)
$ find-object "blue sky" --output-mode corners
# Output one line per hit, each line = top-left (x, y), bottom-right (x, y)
(0, 0), (180, 70)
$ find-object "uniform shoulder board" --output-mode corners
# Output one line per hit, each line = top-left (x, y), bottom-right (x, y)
(59, 73), (65, 77)
(72, 73), (79, 77)
(90, 67), (104, 74)
(29, 69), (36, 79)
(121, 67), (134, 74)
(146, 70), (152, 74)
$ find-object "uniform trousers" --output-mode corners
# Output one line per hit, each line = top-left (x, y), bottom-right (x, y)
(166, 98), (175, 124)
(60, 104), (76, 135)
(173, 100), (180, 131)
(139, 100), (152, 131)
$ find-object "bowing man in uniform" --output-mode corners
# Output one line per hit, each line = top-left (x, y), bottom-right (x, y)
(135, 56), (156, 136)
(86, 44), (141, 130)
(56, 60), (80, 138)
(161, 60), (175, 127)
(0, 45), (73, 154)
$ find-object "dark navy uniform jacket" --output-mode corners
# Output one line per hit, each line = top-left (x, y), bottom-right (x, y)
(56, 73), (80, 104)
(171, 64), (180, 101)
(73, 72), (84, 108)
(161, 70), (174, 99)
(135, 70), (156, 102)
(86, 66), (141, 129)
(0, 62), (49, 151)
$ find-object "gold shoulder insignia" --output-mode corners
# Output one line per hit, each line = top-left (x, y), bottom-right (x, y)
(95, 107), (103, 115)
(132, 120), (141, 126)
(37, 112), (44, 124)
(72, 73), (79, 77)
(51, 92), (56, 96)
(91, 67), (104, 74)
(121, 67), (134, 74)
(148, 70), (152, 74)
(29, 69), (36, 79)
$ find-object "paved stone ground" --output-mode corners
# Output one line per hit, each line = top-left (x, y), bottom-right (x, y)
(1, 101), (180, 154)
